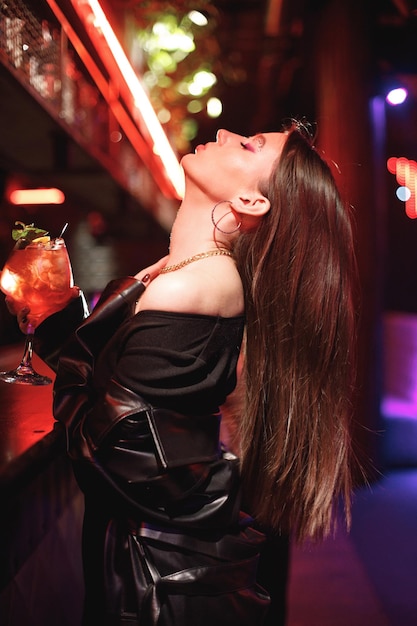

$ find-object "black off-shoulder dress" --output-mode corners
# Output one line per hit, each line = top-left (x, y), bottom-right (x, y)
(35, 277), (270, 626)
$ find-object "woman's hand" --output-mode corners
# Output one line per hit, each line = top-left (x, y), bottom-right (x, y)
(5, 286), (81, 334)
(134, 255), (169, 284)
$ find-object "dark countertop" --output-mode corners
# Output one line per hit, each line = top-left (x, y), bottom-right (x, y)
(0, 348), (84, 622)
(0, 344), (63, 490)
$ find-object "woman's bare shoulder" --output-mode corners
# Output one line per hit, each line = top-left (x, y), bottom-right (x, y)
(136, 262), (244, 317)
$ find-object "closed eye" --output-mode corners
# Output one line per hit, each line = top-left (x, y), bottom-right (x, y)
(240, 141), (255, 152)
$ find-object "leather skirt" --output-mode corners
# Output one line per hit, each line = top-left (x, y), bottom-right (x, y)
(71, 380), (270, 625)
(100, 517), (270, 625)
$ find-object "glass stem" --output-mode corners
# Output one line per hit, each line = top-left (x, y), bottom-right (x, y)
(19, 332), (34, 368)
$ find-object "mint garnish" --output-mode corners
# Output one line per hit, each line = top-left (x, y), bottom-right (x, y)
(12, 221), (49, 242)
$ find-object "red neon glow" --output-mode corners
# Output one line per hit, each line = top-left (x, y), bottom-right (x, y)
(387, 157), (417, 219)
(68, 0), (185, 199)
(9, 188), (65, 205)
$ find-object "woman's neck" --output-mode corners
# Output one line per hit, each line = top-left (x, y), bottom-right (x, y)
(168, 200), (231, 262)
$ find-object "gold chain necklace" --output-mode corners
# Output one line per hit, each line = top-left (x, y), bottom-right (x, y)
(160, 249), (234, 274)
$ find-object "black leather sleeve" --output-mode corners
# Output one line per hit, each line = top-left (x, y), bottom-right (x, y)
(33, 291), (90, 372)
(52, 277), (146, 443)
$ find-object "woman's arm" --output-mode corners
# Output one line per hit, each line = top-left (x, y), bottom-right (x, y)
(53, 277), (148, 442)
(52, 256), (168, 441)
(33, 290), (90, 372)
(6, 256), (168, 372)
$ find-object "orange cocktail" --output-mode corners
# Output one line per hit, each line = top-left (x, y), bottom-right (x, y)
(0, 237), (73, 327)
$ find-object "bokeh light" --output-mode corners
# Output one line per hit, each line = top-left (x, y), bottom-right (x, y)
(386, 87), (408, 106)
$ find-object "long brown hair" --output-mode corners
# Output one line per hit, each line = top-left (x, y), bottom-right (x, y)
(234, 122), (357, 541)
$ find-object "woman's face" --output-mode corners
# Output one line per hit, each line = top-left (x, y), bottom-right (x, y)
(181, 129), (287, 200)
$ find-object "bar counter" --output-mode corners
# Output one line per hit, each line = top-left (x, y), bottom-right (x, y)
(0, 344), (84, 626)
(0, 345), (58, 483)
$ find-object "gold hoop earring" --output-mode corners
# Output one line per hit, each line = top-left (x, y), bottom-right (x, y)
(211, 201), (242, 234)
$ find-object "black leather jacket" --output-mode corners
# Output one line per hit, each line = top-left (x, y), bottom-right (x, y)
(36, 277), (241, 529)
(35, 277), (269, 625)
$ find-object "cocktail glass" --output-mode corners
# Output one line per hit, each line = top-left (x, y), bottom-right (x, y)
(0, 237), (73, 385)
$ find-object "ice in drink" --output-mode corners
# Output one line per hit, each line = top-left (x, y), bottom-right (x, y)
(0, 238), (73, 326)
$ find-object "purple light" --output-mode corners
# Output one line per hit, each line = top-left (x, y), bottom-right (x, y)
(386, 87), (408, 106)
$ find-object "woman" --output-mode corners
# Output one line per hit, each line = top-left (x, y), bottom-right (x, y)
(10, 120), (356, 625)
